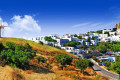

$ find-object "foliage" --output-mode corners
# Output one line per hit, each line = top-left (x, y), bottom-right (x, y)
(104, 61), (111, 67)
(6, 42), (16, 50)
(0, 43), (5, 51)
(45, 36), (57, 42)
(0, 42), (36, 69)
(96, 30), (102, 34)
(77, 36), (82, 39)
(87, 37), (91, 42)
(92, 56), (97, 61)
(89, 46), (96, 50)
(54, 54), (73, 66)
(74, 34), (78, 37)
(39, 41), (44, 45)
(112, 28), (117, 31)
(104, 32), (110, 36)
(96, 44), (107, 53)
(37, 56), (45, 63)
(64, 41), (81, 47)
(92, 37), (95, 40)
(75, 59), (93, 73)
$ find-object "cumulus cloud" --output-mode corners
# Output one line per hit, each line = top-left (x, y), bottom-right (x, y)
(2, 15), (41, 38)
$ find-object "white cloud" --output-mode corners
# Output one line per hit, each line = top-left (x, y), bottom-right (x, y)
(72, 22), (90, 28)
(2, 15), (41, 38)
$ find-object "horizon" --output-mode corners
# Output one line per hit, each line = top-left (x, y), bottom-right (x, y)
(0, 0), (120, 38)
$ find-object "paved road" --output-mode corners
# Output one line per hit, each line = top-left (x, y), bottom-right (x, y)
(91, 60), (119, 80)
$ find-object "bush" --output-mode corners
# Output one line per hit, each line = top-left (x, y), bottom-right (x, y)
(39, 41), (44, 45)
(104, 61), (111, 67)
(0, 43), (36, 69)
(54, 54), (73, 67)
(6, 42), (16, 50)
(37, 56), (45, 63)
(75, 59), (93, 73)
(0, 42), (5, 51)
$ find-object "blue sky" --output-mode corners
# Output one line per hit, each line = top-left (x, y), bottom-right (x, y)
(0, 0), (120, 38)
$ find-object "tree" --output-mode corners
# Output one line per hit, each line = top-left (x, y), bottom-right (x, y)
(45, 36), (57, 42)
(54, 54), (73, 67)
(97, 44), (107, 53)
(104, 32), (110, 36)
(92, 37), (95, 40)
(96, 30), (102, 34)
(74, 34), (78, 37)
(77, 36), (82, 39)
(75, 59), (91, 73)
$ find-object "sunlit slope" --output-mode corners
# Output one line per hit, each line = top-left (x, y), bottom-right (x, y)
(0, 37), (77, 58)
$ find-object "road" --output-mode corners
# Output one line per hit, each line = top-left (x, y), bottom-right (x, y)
(90, 59), (119, 80)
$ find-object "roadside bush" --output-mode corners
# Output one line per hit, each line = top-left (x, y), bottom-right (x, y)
(104, 61), (111, 67)
(75, 59), (93, 73)
(54, 54), (73, 67)
(37, 56), (45, 63)
(6, 42), (16, 50)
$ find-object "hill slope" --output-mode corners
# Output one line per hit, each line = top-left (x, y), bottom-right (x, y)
(0, 37), (77, 58)
(0, 37), (110, 80)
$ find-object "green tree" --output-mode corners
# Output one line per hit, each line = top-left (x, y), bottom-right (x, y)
(45, 36), (57, 42)
(75, 59), (91, 73)
(74, 34), (78, 37)
(54, 54), (73, 67)
(97, 44), (107, 53)
(77, 36), (82, 39)
(96, 30), (102, 34)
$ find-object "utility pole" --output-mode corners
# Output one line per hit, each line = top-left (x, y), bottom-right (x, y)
(0, 25), (7, 38)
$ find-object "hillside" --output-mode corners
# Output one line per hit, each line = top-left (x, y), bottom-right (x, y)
(0, 37), (110, 80)
(0, 37), (77, 58)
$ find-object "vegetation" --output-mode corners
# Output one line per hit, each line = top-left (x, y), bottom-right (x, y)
(45, 36), (57, 42)
(96, 30), (102, 34)
(63, 41), (81, 47)
(6, 42), (16, 50)
(104, 57), (120, 74)
(104, 32), (110, 36)
(54, 54), (73, 67)
(76, 59), (93, 73)
(96, 44), (107, 53)
(0, 42), (36, 69)
(77, 36), (82, 39)
(74, 34), (78, 37)
(37, 56), (46, 63)
(0, 42), (5, 51)
(39, 41), (44, 45)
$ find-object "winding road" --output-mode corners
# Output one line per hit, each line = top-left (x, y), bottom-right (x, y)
(89, 59), (119, 80)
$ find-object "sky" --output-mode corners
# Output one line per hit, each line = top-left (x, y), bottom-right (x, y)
(0, 0), (120, 38)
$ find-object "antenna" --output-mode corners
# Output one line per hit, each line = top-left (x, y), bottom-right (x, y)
(0, 25), (7, 38)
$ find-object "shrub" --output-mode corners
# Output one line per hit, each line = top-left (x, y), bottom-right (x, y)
(6, 42), (16, 50)
(0, 43), (36, 69)
(37, 56), (45, 63)
(39, 41), (44, 45)
(54, 54), (73, 67)
(0, 42), (5, 51)
(75, 59), (93, 73)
